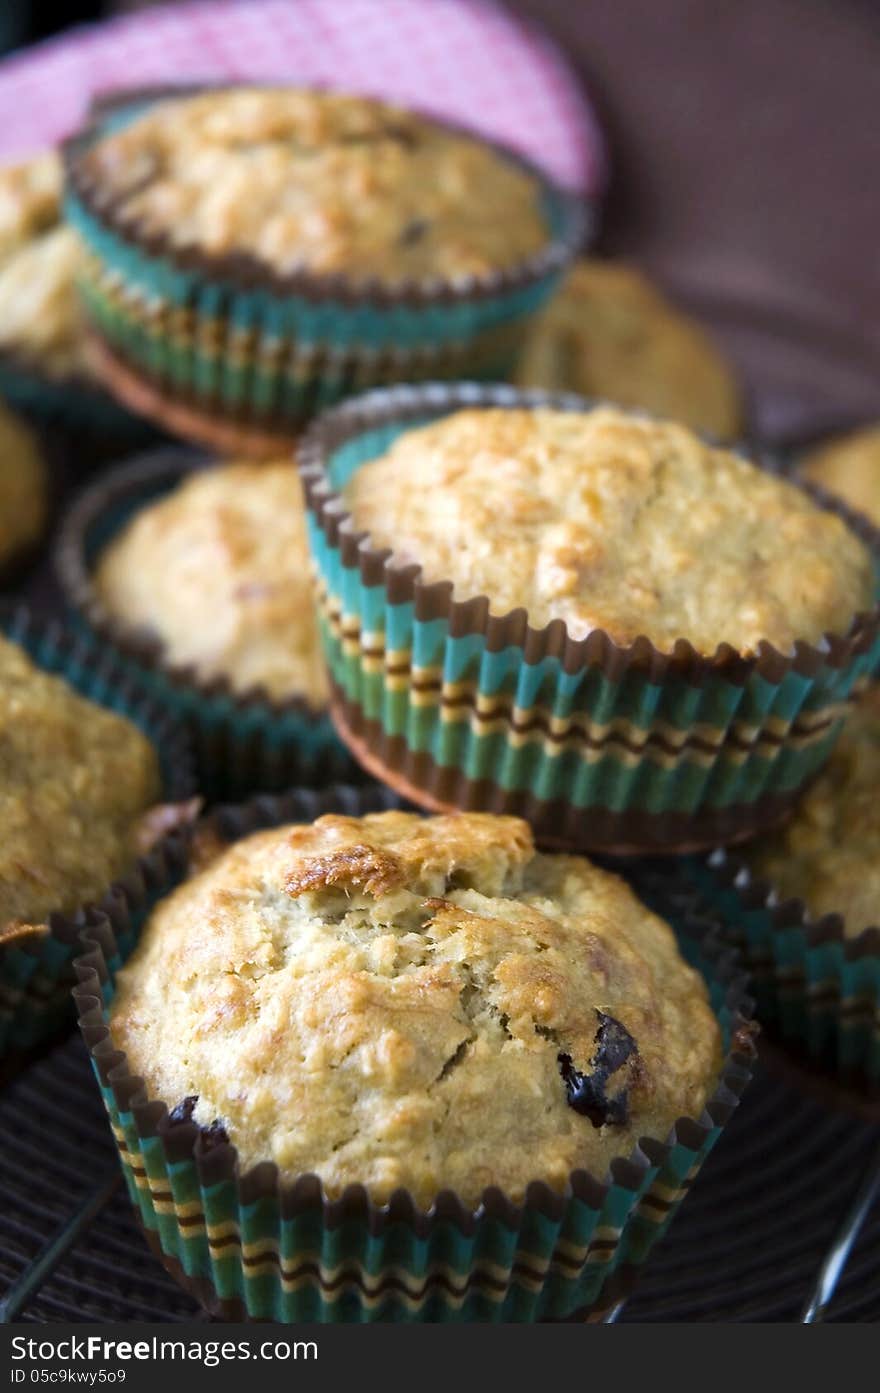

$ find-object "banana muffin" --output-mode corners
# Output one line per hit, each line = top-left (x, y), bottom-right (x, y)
(108, 810), (721, 1205)
(800, 424), (880, 529)
(0, 151), (87, 379)
(0, 403), (47, 571)
(745, 684), (880, 936)
(516, 260), (743, 441)
(344, 405), (874, 657)
(0, 633), (170, 944)
(93, 461), (328, 707)
(79, 87), (547, 284)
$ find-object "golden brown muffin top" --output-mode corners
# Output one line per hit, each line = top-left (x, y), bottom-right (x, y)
(109, 811), (720, 1206)
(344, 406), (874, 656)
(95, 461), (328, 708)
(746, 685), (880, 936)
(81, 88), (547, 283)
(0, 152), (86, 377)
(0, 404), (47, 568)
(516, 260), (743, 442)
(800, 424), (880, 529)
(0, 635), (164, 942)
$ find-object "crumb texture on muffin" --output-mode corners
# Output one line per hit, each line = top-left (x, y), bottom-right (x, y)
(95, 461), (328, 707)
(0, 634), (162, 934)
(516, 260), (744, 441)
(345, 406), (875, 656)
(81, 88), (547, 283)
(109, 810), (721, 1206)
(0, 404), (46, 566)
(0, 152), (86, 376)
(746, 684), (880, 935)
(801, 424), (880, 529)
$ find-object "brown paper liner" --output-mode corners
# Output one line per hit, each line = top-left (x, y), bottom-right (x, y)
(85, 334), (299, 460)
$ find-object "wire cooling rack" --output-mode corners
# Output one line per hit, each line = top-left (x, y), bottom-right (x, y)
(0, 1029), (877, 1324)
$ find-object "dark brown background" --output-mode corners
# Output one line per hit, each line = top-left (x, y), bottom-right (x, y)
(511, 0), (880, 444)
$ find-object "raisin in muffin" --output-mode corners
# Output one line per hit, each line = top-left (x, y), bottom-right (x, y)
(745, 684), (880, 936)
(0, 403), (47, 572)
(0, 151), (87, 380)
(800, 424), (880, 529)
(93, 461), (327, 707)
(108, 810), (721, 1206)
(78, 88), (547, 284)
(0, 633), (177, 946)
(344, 405), (874, 657)
(516, 260), (743, 441)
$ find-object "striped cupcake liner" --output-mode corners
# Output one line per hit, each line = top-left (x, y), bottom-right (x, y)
(62, 86), (587, 454)
(73, 785), (755, 1323)
(298, 382), (880, 855)
(691, 848), (880, 1090)
(0, 604), (196, 1060)
(55, 448), (359, 802)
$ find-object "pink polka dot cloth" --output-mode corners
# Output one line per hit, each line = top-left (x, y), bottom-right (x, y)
(0, 0), (606, 194)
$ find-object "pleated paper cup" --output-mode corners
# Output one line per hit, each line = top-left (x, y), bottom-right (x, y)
(62, 86), (587, 457)
(74, 785), (754, 1323)
(55, 447), (358, 802)
(692, 848), (880, 1091)
(298, 382), (880, 855)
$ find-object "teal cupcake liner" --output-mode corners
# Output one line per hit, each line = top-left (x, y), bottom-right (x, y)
(73, 785), (755, 1323)
(0, 604), (196, 1059)
(298, 382), (880, 855)
(0, 350), (162, 460)
(62, 86), (587, 449)
(55, 448), (359, 802)
(691, 847), (880, 1089)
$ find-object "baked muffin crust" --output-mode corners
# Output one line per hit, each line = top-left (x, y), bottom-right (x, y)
(746, 684), (880, 935)
(344, 406), (875, 656)
(81, 88), (547, 283)
(0, 404), (47, 569)
(94, 461), (328, 707)
(801, 424), (880, 529)
(0, 152), (86, 377)
(0, 635), (164, 939)
(516, 260), (743, 441)
(109, 811), (721, 1206)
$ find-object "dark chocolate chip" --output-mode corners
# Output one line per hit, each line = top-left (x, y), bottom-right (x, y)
(199, 1120), (230, 1152)
(400, 218), (430, 246)
(557, 1011), (638, 1128)
(167, 1094), (229, 1149)
(168, 1096), (198, 1126)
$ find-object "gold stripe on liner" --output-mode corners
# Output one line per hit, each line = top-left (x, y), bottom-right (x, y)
(317, 614), (843, 761)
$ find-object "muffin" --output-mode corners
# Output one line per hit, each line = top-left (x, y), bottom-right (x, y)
(0, 609), (195, 1056)
(0, 150), (152, 443)
(0, 402), (47, 577)
(800, 424), (880, 529)
(300, 384), (880, 854)
(746, 684), (880, 936)
(94, 460), (328, 707)
(77, 793), (753, 1321)
(57, 450), (353, 799)
(345, 406), (869, 655)
(516, 260), (744, 441)
(63, 85), (584, 455)
(698, 685), (880, 1085)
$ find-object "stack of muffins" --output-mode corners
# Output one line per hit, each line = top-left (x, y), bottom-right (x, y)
(1, 81), (877, 1324)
